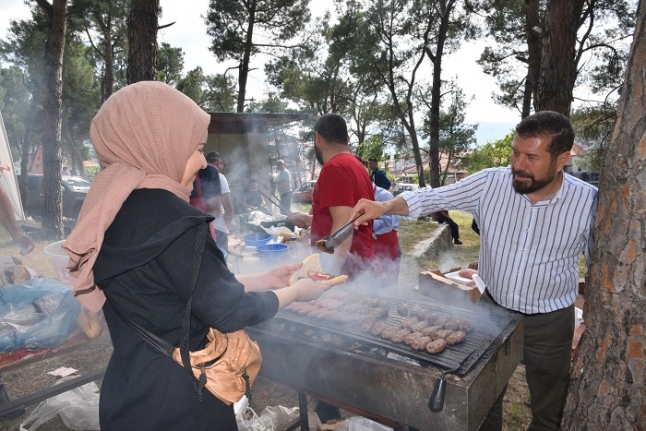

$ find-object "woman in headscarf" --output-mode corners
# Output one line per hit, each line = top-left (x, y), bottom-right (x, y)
(64, 81), (329, 430)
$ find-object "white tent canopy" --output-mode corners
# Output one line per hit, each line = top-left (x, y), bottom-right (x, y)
(0, 108), (26, 222)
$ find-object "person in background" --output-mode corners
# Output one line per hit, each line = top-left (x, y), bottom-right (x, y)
(434, 210), (463, 245)
(0, 186), (33, 420)
(287, 113), (377, 279)
(207, 152), (234, 254)
(275, 159), (292, 214)
(241, 179), (270, 214)
(62, 81), (330, 431)
(372, 184), (400, 287)
(368, 157), (392, 191)
(350, 111), (597, 431)
(189, 156), (221, 240)
(471, 219), (480, 235)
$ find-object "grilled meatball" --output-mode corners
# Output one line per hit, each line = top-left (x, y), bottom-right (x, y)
(404, 332), (424, 345)
(371, 321), (388, 336)
(434, 316), (450, 327)
(411, 321), (428, 333)
(298, 305), (319, 315)
(459, 321), (474, 332)
(445, 330), (466, 345)
(390, 329), (410, 343)
(411, 336), (433, 351)
(443, 317), (462, 331)
(381, 326), (399, 340)
(421, 326), (443, 337)
(434, 329), (455, 340)
(361, 318), (377, 333)
(401, 316), (419, 329)
(425, 339), (448, 354)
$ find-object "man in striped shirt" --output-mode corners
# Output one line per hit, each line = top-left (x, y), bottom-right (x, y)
(351, 111), (598, 431)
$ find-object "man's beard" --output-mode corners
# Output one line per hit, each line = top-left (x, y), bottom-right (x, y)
(315, 145), (324, 165)
(512, 159), (558, 194)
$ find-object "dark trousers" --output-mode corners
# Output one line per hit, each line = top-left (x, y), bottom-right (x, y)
(438, 217), (460, 240)
(279, 192), (292, 215)
(479, 304), (575, 431)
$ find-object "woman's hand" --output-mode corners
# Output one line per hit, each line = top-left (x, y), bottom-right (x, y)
(265, 262), (302, 289)
(293, 277), (331, 302)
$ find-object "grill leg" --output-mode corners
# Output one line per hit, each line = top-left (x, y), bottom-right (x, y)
(298, 391), (309, 431)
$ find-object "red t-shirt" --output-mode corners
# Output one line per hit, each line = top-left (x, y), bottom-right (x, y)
(311, 153), (376, 278)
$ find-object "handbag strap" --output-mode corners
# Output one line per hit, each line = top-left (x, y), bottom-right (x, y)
(104, 221), (208, 362)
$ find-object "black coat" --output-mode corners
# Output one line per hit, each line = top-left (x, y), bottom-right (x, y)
(94, 189), (279, 430)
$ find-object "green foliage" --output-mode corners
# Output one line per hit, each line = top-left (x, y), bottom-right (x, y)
(464, 132), (514, 173)
(570, 104), (617, 173)
(156, 43), (185, 86)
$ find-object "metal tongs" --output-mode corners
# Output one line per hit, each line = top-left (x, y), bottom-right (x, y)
(316, 212), (364, 254)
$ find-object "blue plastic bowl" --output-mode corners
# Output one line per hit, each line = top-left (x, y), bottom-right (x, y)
(243, 232), (272, 247)
(256, 244), (289, 260)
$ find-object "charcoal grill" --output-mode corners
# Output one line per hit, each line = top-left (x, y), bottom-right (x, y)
(247, 296), (524, 431)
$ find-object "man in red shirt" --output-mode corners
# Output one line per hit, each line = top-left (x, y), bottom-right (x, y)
(288, 113), (376, 279)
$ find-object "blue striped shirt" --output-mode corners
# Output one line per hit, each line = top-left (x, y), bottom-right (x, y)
(401, 167), (598, 314)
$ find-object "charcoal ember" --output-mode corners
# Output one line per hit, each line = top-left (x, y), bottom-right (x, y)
(459, 320), (474, 332)
(404, 332), (424, 345)
(425, 338), (448, 354)
(411, 336), (433, 351)
(371, 321), (388, 336)
(389, 329), (410, 343)
(410, 321), (428, 333)
(421, 325), (443, 337)
(445, 330), (466, 345)
(401, 316), (419, 329)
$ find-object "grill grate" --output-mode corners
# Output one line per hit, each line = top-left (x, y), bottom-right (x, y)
(268, 297), (511, 376)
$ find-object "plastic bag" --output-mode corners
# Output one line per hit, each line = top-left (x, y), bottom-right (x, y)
(0, 278), (81, 352)
(237, 405), (301, 431)
(19, 378), (100, 431)
(343, 417), (393, 431)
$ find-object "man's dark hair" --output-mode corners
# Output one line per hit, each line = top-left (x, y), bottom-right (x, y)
(314, 113), (349, 145)
(368, 157), (378, 162)
(515, 111), (575, 157)
(206, 151), (221, 164)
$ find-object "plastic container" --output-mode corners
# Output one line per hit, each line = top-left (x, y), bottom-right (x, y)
(44, 240), (72, 284)
(242, 232), (272, 248)
(255, 244), (289, 261)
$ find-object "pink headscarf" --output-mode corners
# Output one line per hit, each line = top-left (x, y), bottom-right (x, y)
(64, 81), (211, 312)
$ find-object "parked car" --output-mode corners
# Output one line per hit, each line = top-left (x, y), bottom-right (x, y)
(392, 182), (420, 196)
(19, 174), (90, 219)
(292, 180), (316, 203)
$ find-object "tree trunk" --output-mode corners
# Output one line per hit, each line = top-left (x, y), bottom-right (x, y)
(19, 95), (40, 214)
(237, 1), (256, 113)
(428, 0), (455, 189)
(535, 0), (585, 115)
(524, 0), (541, 117)
(39, 0), (67, 240)
(561, 3), (646, 429)
(127, 0), (159, 84)
(102, 22), (115, 101)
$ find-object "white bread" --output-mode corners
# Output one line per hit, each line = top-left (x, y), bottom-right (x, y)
(289, 254), (348, 286)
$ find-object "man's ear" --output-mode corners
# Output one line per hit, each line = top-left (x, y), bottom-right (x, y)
(557, 151), (571, 172)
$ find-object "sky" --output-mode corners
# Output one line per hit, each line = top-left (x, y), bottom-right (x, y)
(0, 0), (519, 145)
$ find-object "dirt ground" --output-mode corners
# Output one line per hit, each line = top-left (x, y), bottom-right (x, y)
(0, 216), (531, 430)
